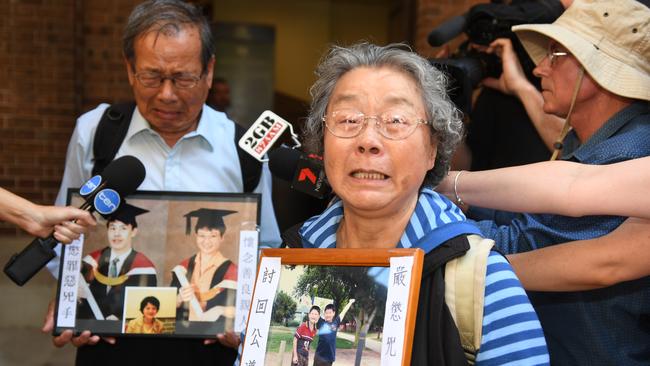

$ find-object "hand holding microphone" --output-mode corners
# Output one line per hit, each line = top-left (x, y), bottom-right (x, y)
(3, 155), (146, 286)
(0, 187), (96, 244)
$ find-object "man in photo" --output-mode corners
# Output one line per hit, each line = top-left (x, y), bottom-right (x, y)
(172, 208), (238, 322)
(313, 299), (355, 366)
(78, 203), (157, 320)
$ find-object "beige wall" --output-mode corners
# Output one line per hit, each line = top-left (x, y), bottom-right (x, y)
(212, 0), (389, 101)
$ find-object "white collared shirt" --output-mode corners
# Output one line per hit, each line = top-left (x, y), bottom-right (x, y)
(48, 104), (281, 276)
(108, 248), (133, 277)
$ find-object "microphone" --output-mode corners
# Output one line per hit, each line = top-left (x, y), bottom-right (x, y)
(3, 155), (146, 286)
(238, 110), (292, 162)
(427, 14), (468, 47)
(268, 147), (331, 199)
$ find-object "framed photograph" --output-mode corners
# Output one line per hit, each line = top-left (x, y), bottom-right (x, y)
(241, 248), (424, 366)
(54, 190), (261, 339)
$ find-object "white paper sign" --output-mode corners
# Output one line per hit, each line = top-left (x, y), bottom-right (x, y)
(235, 230), (259, 333)
(240, 256), (282, 366)
(381, 256), (414, 366)
(56, 236), (84, 328)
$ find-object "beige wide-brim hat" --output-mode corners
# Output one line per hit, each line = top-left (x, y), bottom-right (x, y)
(512, 0), (650, 101)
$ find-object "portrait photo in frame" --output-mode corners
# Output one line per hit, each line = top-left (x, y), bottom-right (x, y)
(241, 248), (424, 366)
(54, 190), (261, 339)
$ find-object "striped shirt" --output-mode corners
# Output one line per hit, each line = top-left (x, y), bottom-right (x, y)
(300, 188), (549, 365)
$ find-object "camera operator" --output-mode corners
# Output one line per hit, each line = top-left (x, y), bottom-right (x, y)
(479, 37), (565, 151)
(429, 0), (567, 170)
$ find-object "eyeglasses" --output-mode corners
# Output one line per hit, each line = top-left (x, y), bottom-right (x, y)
(323, 110), (430, 140)
(134, 71), (203, 89)
(546, 45), (568, 67)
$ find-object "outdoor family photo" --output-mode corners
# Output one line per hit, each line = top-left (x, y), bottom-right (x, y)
(264, 265), (389, 366)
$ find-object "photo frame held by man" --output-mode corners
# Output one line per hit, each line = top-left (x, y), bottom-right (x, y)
(241, 248), (424, 366)
(53, 190), (260, 339)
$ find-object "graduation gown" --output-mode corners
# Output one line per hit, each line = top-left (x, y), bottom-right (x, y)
(78, 247), (157, 320)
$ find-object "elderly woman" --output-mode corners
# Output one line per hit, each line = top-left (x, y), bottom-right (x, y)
(289, 43), (549, 365)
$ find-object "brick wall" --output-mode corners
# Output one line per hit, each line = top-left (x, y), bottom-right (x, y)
(415, 0), (485, 57)
(0, 0), (139, 235)
(1, 0), (78, 235)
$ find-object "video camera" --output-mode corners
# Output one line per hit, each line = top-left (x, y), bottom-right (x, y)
(428, 0), (564, 114)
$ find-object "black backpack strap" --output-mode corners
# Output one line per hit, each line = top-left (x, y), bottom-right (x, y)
(233, 122), (262, 192)
(92, 103), (262, 192)
(92, 102), (137, 176)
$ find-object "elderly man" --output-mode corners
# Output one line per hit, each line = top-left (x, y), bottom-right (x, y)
(461, 0), (650, 364)
(43, 0), (281, 365)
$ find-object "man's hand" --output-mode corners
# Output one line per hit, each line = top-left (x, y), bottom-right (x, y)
(178, 284), (198, 302)
(481, 38), (535, 97)
(43, 299), (113, 347)
(31, 205), (96, 244)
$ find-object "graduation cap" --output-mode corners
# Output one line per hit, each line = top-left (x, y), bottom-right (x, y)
(107, 202), (149, 228)
(184, 208), (237, 235)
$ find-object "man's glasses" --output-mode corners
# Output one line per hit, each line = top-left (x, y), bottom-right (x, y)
(134, 71), (203, 89)
(547, 45), (568, 67)
(323, 110), (430, 140)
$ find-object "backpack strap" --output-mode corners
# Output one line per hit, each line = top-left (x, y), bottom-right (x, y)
(92, 103), (262, 192)
(233, 122), (262, 192)
(444, 234), (494, 364)
(92, 102), (136, 176)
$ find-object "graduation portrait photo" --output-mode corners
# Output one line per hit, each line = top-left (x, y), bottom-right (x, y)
(54, 190), (260, 339)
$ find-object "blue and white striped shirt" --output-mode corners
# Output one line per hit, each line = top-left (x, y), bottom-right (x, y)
(300, 188), (549, 365)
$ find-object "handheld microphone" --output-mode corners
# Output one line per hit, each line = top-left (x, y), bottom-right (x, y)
(3, 155), (146, 286)
(268, 147), (331, 199)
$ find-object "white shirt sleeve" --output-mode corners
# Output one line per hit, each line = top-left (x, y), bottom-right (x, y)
(48, 104), (109, 277)
(255, 161), (282, 248)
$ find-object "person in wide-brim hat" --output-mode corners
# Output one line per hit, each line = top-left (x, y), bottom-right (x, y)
(513, 0), (649, 101)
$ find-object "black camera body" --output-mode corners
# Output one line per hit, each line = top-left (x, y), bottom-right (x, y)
(428, 0), (564, 113)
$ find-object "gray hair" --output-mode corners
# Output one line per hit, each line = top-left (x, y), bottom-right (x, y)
(123, 0), (215, 73)
(304, 42), (464, 187)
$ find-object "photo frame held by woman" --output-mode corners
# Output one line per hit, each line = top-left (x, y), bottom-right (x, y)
(241, 248), (424, 366)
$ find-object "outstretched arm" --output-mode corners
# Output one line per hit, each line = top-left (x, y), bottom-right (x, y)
(438, 157), (650, 219)
(509, 217), (650, 291)
(338, 299), (355, 320)
(0, 188), (96, 243)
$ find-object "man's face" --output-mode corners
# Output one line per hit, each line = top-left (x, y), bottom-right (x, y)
(196, 227), (224, 256)
(533, 41), (600, 119)
(207, 82), (231, 112)
(107, 220), (136, 253)
(324, 308), (335, 322)
(125, 25), (214, 141)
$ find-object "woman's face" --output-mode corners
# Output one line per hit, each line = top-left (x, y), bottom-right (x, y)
(323, 66), (437, 218)
(142, 302), (158, 321)
(308, 309), (320, 324)
(196, 227), (224, 256)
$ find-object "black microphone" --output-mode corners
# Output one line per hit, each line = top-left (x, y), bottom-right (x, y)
(427, 14), (468, 47)
(3, 155), (146, 286)
(268, 147), (331, 199)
